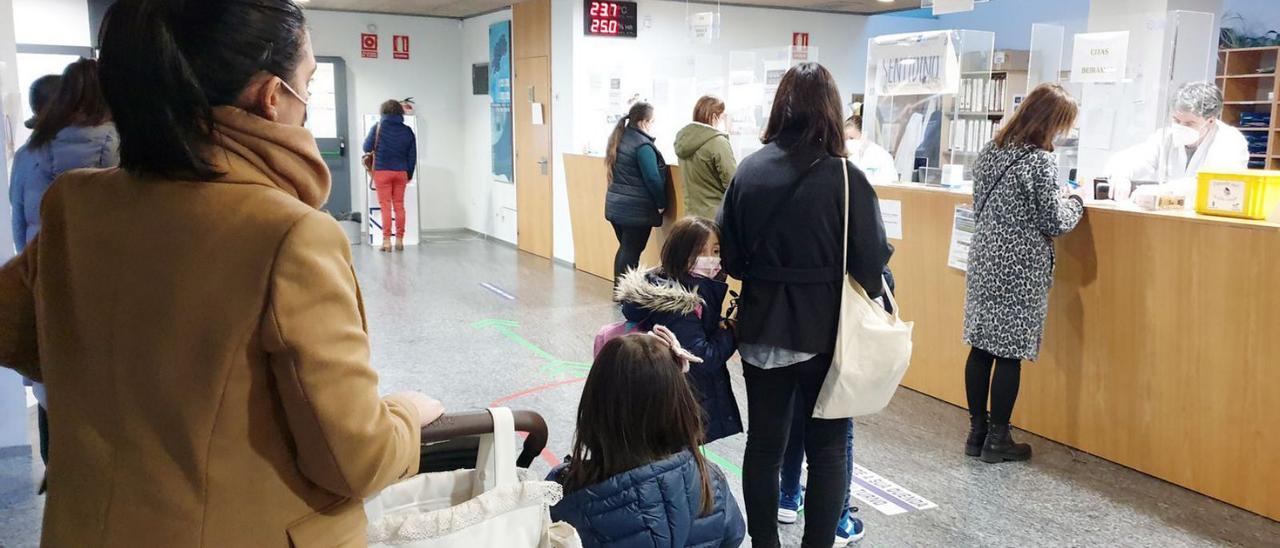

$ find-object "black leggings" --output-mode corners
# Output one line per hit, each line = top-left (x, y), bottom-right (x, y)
(742, 355), (848, 548)
(965, 347), (1023, 425)
(611, 223), (651, 282)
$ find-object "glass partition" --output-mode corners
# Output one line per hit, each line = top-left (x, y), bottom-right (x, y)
(1027, 24), (1066, 92)
(864, 29), (994, 185)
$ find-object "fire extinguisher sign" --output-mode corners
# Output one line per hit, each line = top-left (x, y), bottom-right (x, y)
(361, 33), (378, 58)
(393, 35), (410, 60)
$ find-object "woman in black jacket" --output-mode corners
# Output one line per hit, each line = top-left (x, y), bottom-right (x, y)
(604, 101), (668, 282)
(718, 62), (892, 548)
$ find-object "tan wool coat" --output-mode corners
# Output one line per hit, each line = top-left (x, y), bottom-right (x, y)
(0, 107), (422, 547)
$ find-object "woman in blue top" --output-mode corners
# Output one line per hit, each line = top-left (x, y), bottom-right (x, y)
(604, 101), (668, 282)
(8, 59), (118, 477)
(363, 99), (417, 252)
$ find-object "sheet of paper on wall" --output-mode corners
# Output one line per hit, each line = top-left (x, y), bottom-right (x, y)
(1070, 31), (1129, 83)
(879, 199), (903, 240)
(531, 103), (545, 126)
(947, 206), (977, 272)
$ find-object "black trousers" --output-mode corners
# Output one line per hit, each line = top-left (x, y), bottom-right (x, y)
(611, 223), (651, 282)
(742, 355), (849, 548)
(964, 346), (1023, 425)
(37, 405), (48, 464)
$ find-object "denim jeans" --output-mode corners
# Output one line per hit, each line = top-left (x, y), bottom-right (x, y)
(781, 396), (853, 512)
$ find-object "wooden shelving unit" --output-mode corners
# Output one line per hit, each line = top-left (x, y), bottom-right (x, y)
(1216, 46), (1279, 170)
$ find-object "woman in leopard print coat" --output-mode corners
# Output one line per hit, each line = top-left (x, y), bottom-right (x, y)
(962, 84), (1085, 465)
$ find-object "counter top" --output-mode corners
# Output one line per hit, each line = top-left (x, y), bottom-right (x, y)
(871, 182), (1280, 230)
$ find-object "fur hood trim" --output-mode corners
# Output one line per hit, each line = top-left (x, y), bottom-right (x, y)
(614, 269), (703, 315)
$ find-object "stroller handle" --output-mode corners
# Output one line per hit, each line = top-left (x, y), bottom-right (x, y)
(422, 409), (550, 468)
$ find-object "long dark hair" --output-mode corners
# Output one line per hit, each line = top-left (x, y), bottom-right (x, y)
(762, 62), (847, 157)
(994, 83), (1077, 152)
(24, 74), (62, 130)
(565, 333), (715, 515)
(660, 217), (718, 281)
(605, 102), (654, 183)
(29, 59), (111, 148)
(98, 0), (308, 180)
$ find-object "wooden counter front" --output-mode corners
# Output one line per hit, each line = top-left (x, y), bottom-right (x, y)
(876, 183), (1280, 521)
(564, 154), (687, 281)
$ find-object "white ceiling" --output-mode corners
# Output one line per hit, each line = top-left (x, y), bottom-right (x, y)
(301, 0), (920, 19)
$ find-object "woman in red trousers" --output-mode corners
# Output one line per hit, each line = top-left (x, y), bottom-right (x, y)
(363, 99), (417, 251)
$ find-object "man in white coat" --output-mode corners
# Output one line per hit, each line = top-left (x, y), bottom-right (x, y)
(1110, 82), (1250, 204)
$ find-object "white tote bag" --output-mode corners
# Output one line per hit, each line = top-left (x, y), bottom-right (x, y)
(812, 163), (915, 419)
(364, 407), (581, 548)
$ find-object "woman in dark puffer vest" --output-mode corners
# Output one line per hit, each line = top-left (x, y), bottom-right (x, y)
(604, 101), (668, 283)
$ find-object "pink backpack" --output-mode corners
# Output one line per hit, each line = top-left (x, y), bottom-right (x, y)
(593, 321), (638, 358)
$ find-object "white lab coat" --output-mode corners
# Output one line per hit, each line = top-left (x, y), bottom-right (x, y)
(1111, 119), (1251, 203)
(847, 138), (900, 184)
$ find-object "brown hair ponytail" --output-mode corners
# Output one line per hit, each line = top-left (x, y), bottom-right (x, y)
(605, 101), (654, 183)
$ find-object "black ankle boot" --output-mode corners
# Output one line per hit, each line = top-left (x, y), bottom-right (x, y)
(965, 413), (988, 457)
(981, 423), (1032, 463)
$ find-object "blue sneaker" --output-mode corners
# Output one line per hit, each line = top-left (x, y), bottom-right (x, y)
(777, 489), (804, 524)
(834, 507), (865, 546)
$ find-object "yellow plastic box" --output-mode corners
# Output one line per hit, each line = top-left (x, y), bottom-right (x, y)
(1195, 170), (1280, 220)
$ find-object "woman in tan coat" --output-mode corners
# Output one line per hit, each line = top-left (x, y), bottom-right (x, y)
(0, 1), (442, 546)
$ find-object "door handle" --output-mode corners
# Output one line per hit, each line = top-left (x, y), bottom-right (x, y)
(537, 159), (548, 175)
(528, 86), (536, 103)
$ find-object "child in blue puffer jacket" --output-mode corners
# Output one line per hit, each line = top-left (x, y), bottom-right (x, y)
(614, 216), (743, 443)
(549, 332), (745, 547)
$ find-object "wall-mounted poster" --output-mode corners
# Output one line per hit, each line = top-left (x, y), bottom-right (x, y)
(868, 31), (961, 97)
(489, 20), (514, 184)
(491, 104), (514, 184)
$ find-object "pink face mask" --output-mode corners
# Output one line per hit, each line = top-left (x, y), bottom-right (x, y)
(691, 256), (722, 279)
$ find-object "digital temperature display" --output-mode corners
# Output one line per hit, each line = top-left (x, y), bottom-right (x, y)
(584, 1), (638, 38)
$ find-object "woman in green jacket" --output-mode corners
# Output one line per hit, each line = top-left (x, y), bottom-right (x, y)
(675, 96), (737, 220)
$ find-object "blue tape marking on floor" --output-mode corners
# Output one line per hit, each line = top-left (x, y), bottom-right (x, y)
(479, 282), (516, 300)
(850, 473), (917, 513)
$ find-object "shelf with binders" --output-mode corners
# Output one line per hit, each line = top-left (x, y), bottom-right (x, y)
(1217, 46), (1279, 169)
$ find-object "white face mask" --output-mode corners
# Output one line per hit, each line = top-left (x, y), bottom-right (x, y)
(691, 256), (722, 279)
(1169, 123), (1203, 147)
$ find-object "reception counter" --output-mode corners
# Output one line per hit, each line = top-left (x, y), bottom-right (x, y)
(564, 153), (1280, 520)
(874, 182), (1280, 521)
(563, 154), (686, 281)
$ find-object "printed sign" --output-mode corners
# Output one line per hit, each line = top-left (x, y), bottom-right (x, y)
(948, 205), (977, 271)
(1207, 180), (1246, 213)
(869, 31), (961, 96)
(361, 33), (378, 59)
(791, 32), (810, 63)
(880, 199), (903, 240)
(849, 464), (939, 516)
(1071, 31), (1129, 83)
(393, 35), (410, 60)
(932, 0), (975, 15)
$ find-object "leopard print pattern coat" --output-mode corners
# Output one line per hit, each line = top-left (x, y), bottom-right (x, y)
(963, 143), (1084, 361)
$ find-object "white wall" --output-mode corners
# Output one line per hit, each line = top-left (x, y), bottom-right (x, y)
(13, 0), (90, 47)
(460, 9), (517, 244)
(1221, 0), (1280, 36)
(305, 11), (466, 230)
(0, 0), (30, 449)
(568, 0), (869, 159)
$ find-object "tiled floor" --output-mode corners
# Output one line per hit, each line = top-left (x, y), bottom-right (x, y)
(1, 235), (1277, 547)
